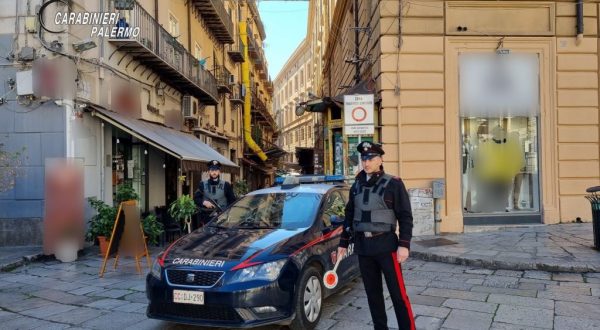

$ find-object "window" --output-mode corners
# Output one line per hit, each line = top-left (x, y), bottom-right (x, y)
(300, 69), (304, 86)
(213, 193), (322, 229)
(321, 191), (345, 227)
(169, 13), (179, 37)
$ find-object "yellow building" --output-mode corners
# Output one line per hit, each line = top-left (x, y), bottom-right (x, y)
(318, 0), (600, 230)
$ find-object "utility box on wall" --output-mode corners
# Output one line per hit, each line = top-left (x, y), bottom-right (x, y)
(408, 188), (434, 236)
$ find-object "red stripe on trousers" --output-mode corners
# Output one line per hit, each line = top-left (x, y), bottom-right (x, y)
(392, 252), (415, 330)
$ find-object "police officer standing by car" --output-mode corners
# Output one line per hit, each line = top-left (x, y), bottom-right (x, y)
(337, 142), (415, 330)
(193, 160), (236, 228)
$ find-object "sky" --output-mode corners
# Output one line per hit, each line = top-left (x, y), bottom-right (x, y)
(257, 1), (309, 80)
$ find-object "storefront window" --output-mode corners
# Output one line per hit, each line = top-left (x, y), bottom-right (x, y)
(461, 117), (539, 214)
(459, 53), (540, 217)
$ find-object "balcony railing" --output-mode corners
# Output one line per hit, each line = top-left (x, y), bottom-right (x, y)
(227, 36), (244, 62)
(214, 65), (232, 94)
(229, 84), (244, 105)
(250, 85), (276, 130)
(247, 27), (258, 59)
(109, 1), (218, 104)
(192, 0), (234, 44)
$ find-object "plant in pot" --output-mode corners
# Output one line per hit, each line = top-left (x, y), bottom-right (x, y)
(143, 213), (164, 246)
(168, 194), (197, 234)
(233, 179), (249, 197)
(115, 182), (139, 204)
(87, 197), (117, 256)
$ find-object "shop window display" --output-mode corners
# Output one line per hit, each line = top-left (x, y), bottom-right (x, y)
(461, 117), (539, 214)
(459, 52), (540, 217)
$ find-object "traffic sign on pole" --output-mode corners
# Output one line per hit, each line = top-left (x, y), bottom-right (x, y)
(344, 94), (374, 135)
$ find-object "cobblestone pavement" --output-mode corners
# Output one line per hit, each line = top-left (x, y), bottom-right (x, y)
(412, 223), (600, 272)
(0, 248), (599, 330)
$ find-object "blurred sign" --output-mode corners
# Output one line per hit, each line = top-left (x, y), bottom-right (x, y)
(33, 57), (77, 99)
(43, 158), (84, 256)
(459, 53), (539, 117)
(408, 188), (434, 236)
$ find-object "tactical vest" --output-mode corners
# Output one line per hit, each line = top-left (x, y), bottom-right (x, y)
(353, 174), (397, 232)
(203, 180), (228, 209)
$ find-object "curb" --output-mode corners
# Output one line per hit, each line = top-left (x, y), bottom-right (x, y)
(410, 250), (599, 273)
(0, 252), (44, 272)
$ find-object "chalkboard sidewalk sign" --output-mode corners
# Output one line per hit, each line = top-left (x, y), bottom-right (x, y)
(99, 200), (151, 277)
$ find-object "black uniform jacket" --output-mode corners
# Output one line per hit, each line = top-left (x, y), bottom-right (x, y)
(193, 178), (236, 208)
(339, 170), (413, 256)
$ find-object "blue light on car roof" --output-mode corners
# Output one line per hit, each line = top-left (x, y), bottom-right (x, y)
(275, 175), (348, 185)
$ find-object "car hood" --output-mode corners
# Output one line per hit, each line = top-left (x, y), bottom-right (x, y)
(162, 226), (308, 269)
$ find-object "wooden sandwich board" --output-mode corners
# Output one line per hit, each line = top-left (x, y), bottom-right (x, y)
(99, 200), (150, 277)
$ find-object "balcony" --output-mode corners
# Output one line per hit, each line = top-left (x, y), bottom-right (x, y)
(265, 80), (273, 93)
(108, 1), (218, 104)
(247, 27), (258, 59)
(214, 65), (232, 94)
(229, 84), (244, 105)
(191, 0), (234, 44)
(250, 86), (276, 129)
(227, 36), (244, 62)
(259, 67), (268, 80)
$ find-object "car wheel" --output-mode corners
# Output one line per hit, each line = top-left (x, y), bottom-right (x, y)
(290, 266), (323, 330)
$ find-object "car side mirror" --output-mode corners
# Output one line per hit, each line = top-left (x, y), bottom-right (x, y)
(330, 215), (344, 227)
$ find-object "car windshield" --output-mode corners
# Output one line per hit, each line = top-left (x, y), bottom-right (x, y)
(211, 192), (322, 229)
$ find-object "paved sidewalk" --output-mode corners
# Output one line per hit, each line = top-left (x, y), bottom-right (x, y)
(2, 223), (599, 274)
(1, 247), (599, 330)
(412, 223), (600, 273)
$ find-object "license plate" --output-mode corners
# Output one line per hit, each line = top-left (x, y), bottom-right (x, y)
(173, 289), (204, 305)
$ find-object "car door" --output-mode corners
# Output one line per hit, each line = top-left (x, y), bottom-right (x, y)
(319, 189), (356, 283)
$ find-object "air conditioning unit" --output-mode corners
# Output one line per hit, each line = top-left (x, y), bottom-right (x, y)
(182, 95), (199, 119)
(228, 74), (235, 85)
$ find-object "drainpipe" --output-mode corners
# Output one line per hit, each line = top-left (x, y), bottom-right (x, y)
(576, 0), (583, 45)
(240, 21), (267, 161)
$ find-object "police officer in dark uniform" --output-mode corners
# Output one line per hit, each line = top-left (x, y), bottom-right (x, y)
(193, 160), (236, 228)
(337, 142), (415, 330)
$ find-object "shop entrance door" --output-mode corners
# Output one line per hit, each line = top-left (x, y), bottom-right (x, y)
(459, 52), (542, 225)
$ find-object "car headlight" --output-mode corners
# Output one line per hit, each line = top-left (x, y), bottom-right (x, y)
(150, 258), (162, 280)
(229, 259), (287, 284)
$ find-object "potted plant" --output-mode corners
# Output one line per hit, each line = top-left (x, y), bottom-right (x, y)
(55, 226), (82, 262)
(87, 197), (117, 256)
(233, 179), (249, 197)
(115, 182), (139, 204)
(143, 213), (164, 246)
(168, 194), (197, 234)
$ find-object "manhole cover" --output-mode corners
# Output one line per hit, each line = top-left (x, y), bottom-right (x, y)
(415, 238), (458, 248)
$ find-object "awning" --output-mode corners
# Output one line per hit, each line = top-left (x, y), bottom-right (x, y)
(333, 79), (377, 104)
(305, 97), (340, 113)
(89, 106), (238, 170)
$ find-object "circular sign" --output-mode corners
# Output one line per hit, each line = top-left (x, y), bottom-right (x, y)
(351, 107), (367, 122)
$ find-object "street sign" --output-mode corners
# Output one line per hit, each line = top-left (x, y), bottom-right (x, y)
(344, 94), (374, 135)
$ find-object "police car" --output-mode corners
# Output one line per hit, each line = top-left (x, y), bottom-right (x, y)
(146, 175), (359, 329)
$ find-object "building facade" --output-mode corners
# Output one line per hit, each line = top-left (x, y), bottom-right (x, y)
(318, 0), (600, 231)
(274, 38), (318, 174)
(0, 0), (276, 246)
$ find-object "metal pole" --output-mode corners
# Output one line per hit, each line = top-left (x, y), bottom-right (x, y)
(353, 0), (360, 86)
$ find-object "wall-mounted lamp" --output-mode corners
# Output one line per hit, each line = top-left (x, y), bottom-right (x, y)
(72, 39), (97, 52)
